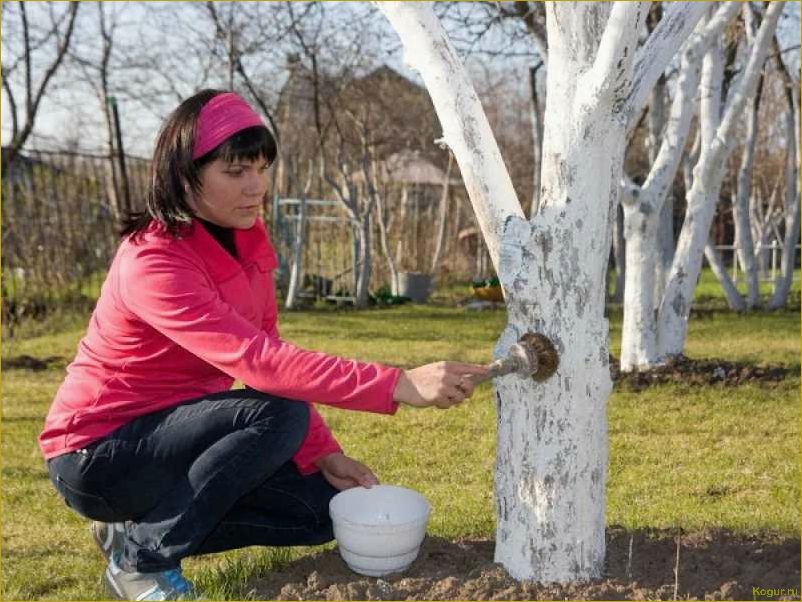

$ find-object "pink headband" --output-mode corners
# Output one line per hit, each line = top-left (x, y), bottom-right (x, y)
(192, 92), (265, 160)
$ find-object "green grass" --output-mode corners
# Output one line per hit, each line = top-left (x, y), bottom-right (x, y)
(1, 298), (799, 600)
(693, 267), (801, 301)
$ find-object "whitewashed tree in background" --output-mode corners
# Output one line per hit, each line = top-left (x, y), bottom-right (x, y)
(729, 4), (764, 309)
(619, 3), (740, 371)
(768, 45), (801, 309)
(378, 1), (703, 582)
(620, 2), (785, 370)
(657, 1), (783, 357)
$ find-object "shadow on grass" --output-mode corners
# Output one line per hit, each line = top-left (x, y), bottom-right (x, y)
(2, 354), (65, 371)
(246, 527), (800, 600)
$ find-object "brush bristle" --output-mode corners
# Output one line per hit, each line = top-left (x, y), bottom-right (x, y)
(519, 332), (559, 382)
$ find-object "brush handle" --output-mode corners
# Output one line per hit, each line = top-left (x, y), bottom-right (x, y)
(470, 358), (520, 386)
(469, 342), (540, 386)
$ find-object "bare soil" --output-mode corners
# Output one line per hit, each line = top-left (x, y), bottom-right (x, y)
(249, 528), (800, 600)
(610, 355), (793, 391)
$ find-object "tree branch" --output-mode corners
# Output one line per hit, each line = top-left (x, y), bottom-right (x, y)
(20, 1), (32, 115)
(7, 2), (79, 164)
(376, 1), (524, 271)
(626, 2), (717, 128)
(2, 74), (19, 141)
(715, 1), (783, 154)
(514, 2), (548, 63)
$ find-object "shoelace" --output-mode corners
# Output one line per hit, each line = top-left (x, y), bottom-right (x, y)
(163, 569), (190, 595)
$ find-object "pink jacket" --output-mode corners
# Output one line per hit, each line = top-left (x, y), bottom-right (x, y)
(39, 219), (401, 473)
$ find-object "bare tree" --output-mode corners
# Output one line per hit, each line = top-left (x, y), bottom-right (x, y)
(2, 2), (80, 166)
(430, 151), (454, 275)
(325, 114), (379, 309)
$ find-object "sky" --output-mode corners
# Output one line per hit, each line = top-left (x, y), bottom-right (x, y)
(2, 2), (799, 158)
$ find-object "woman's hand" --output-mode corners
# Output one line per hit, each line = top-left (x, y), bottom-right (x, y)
(393, 362), (489, 409)
(315, 452), (379, 491)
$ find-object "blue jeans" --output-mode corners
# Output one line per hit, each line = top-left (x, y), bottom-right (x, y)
(47, 390), (338, 573)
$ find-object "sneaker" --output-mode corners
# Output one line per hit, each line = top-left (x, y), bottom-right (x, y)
(104, 555), (198, 601)
(91, 521), (126, 562)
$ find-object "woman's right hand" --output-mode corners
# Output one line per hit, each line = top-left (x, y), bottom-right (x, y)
(393, 362), (489, 409)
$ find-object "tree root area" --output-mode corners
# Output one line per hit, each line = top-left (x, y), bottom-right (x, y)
(610, 355), (793, 390)
(249, 528), (799, 600)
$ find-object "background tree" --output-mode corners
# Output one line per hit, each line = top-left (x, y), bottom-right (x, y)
(619, 3), (740, 371)
(657, 2), (783, 358)
(1, 2), (79, 168)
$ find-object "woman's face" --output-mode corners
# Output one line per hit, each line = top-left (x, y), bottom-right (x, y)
(191, 156), (270, 229)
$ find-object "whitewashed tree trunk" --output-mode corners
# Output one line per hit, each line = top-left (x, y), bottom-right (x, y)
(618, 7), (734, 371)
(647, 75), (674, 308)
(284, 196), (307, 309)
(393, 184), (409, 286)
(378, 1), (704, 582)
(731, 5), (763, 309)
(368, 158), (400, 296)
(657, 2), (783, 357)
(620, 179), (659, 369)
(769, 85), (801, 309)
(492, 2), (645, 576)
(379, 212), (399, 296)
(285, 166), (315, 309)
(732, 90), (762, 308)
(354, 213), (372, 308)
(704, 239), (746, 310)
(430, 153), (453, 275)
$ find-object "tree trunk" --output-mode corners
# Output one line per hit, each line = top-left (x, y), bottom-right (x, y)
(618, 8), (722, 371)
(769, 89), (801, 309)
(430, 153), (453, 276)
(647, 74), (675, 308)
(354, 214), (372, 308)
(497, 4), (640, 582)
(374, 178), (399, 296)
(732, 74), (763, 308)
(378, 0), (701, 582)
(703, 239), (746, 311)
(394, 184), (408, 279)
(285, 197), (308, 309)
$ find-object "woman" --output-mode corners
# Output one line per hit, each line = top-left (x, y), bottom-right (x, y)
(40, 89), (487, 601)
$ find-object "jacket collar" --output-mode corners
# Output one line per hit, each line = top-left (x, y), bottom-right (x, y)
(161, 218), (278, 280)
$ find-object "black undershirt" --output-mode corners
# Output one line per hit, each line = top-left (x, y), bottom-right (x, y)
(198, 218), (238, 259)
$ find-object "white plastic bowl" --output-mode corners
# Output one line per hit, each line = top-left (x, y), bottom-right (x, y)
(329, 484), (431, 577)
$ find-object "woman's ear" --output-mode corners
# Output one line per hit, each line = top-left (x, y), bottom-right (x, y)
(183, 181), (197, 212)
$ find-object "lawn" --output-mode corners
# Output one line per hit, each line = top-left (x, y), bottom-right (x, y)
(1, 292), (799, 600)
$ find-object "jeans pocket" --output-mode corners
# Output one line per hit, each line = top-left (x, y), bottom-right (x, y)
(54, 474), (120, 522)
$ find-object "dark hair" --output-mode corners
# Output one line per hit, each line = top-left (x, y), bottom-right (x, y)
(121, 89), (278, 239)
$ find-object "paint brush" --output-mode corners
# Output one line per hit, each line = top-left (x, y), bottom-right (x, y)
(472, 332), (559, 385)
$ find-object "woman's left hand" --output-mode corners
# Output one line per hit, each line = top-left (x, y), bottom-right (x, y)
(315, 452), (379, 491)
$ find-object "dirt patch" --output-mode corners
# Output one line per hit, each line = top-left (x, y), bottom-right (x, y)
(610, 355), (793, 391)
(248, 528), (800, 600)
